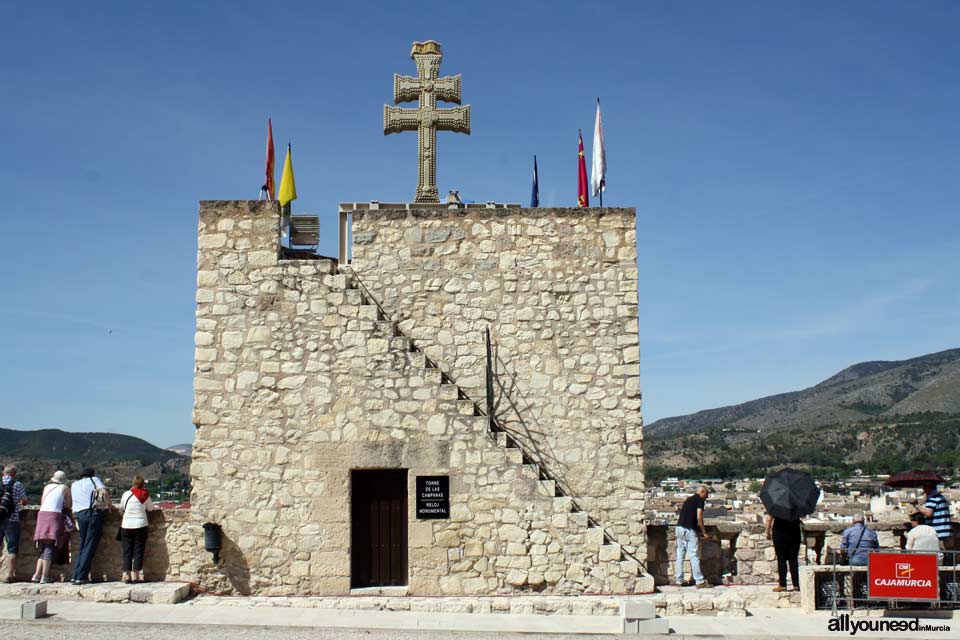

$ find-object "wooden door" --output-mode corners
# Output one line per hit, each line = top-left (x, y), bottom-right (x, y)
(351, 469), (408, 587)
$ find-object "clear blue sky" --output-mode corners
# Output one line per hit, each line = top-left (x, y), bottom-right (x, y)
(1, 2), (958, 448)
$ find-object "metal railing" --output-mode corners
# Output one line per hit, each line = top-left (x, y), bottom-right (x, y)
(337, 269), (648, 575)
(819, 549), (960, 614)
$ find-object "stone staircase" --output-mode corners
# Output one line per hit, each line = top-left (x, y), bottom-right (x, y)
(317, 261), (651, 593)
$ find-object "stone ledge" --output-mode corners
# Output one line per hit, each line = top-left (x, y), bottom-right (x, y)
(0, 581), (192, 605)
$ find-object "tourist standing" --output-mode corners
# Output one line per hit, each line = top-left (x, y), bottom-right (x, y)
(905, 513), (942, 552)
(1, 464), (28, 583)
(33, 470), (72, 584)
(70, 468), (112, 584)
(119, 475), (159, 584)
(914, 482), (954, 551)
(674, 485), (710, 588)
(765, 514), (802, 592)
(840, 513), (878, 566)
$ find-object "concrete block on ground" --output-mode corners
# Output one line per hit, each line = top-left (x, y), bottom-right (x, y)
(620, 600), (656, 620)
(20, 600), (47, 620)
(623, 616), (669, 635)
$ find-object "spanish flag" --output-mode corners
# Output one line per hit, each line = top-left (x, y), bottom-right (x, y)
(278, 143), (297, 207)
(577, 130), (589, 207)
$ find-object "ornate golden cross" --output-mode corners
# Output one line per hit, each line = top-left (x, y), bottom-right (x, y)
(384, 41), (471, 203)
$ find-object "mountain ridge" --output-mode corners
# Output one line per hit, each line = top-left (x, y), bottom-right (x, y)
(646, 347), (960, 438)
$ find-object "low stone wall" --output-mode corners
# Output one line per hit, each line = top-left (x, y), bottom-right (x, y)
(646, 521), (919, 586)
(0, 508), (206, 584)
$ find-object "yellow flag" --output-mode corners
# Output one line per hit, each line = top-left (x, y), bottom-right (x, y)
(278, 144), (297, 206)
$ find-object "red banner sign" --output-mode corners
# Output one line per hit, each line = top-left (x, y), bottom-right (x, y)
(868, 552), (939, 601)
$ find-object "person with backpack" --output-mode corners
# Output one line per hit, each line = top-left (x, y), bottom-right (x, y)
(118, 475), (160, 584)
(2, 464), (29, 583)
(70, 468), (112, 585)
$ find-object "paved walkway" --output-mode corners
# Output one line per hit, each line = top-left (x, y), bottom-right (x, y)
(1, 599), (958, 637)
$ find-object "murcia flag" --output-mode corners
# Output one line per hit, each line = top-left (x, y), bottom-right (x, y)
(278, 143), (297, 207)
(577, 130), (589, 207)
(591, 99), (605, 198)
(263, 118), (276, 200)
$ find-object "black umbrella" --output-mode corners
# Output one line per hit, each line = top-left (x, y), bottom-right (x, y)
(760, 468), (821, 521)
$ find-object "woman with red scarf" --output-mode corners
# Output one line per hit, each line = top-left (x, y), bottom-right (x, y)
(118, 474), (160, 583)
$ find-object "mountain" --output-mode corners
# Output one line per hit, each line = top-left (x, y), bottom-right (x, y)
(0, 427), (190, 498)
(646, 348), (960, 438)
(167, 444), (193, 457)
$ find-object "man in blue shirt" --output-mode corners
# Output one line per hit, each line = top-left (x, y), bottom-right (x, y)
(840, 513), (879, 566)
(915, 482), (954, 550)
(2, 464), (28, 583)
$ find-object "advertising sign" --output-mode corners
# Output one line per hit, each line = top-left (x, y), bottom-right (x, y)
(867, 552), (939, 601)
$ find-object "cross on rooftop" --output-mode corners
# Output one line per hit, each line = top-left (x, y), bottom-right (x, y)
(383, 41), (471, 203)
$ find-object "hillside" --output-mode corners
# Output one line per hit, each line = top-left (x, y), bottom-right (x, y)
(645, 412), (960, 484)
(0, 427), (190, 498)
(646, 348), (960, 438)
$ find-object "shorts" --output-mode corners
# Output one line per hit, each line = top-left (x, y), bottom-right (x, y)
(3, 518), (21, 555)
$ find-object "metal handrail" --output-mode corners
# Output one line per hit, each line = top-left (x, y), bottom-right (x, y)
(484, 327), (649, 573)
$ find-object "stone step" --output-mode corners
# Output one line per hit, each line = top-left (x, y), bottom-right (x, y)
(521, 463), (541, 481)
(423, 368), (443, 384)
(553, 496), (573, 513)
(344, 288), (364, 305)
(538, 479), (557, 497)
(457, 399), (479, 415)
(505, 448), (524, 465)
(599, 543), (622, 562)
(390, 336), (410, 352)
(358, 304), (381, 321)
(327, 273), (349, 290)
(405, 351), (427, 368)
(438, 383), (460, 401)
(374, 320), (396, 338)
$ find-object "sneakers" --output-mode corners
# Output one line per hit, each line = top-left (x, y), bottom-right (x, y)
(675, 580), (694, 587)
(39, 577), (54, 584)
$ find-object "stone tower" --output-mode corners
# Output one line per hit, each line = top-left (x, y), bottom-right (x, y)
(189, 200), (647, 596)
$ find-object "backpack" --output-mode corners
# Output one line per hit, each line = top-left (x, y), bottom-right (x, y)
(88, 478), (111, 511)
(0, 482), (15, 522)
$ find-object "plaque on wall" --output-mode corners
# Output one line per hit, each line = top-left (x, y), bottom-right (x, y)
(416, 475), (450, 519)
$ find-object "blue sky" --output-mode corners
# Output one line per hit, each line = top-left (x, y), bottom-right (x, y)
(1, 2), (958, 448)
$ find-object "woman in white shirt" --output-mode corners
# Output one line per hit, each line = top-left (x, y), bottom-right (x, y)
(32, 470), (72, 583)
(118, 474), (160, 584)
(905, 513), (942, 552)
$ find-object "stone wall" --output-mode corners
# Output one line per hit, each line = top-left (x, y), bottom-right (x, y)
(189, 202), (648, 597)
(349, 208), (644, 553)
(0, 509), (203, 584)
(646, 521), (918, 586)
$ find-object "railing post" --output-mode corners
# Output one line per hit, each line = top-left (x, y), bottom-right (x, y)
(485, 327), (494, 432)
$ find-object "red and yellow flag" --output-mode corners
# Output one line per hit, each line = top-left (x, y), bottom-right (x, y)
(264, 118), (276, 200)
(577, 129), (589, 207)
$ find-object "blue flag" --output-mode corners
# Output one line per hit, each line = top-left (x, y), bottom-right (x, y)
(531, 155), (539, 207)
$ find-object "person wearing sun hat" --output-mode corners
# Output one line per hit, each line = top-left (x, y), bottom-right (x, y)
(32, 470), (72, 583)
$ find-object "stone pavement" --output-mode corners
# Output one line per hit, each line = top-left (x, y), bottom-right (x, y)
(1, 600), (958, 638)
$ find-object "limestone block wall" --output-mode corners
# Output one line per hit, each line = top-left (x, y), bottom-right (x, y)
(645, 521), (924, 586)
(0, 509), (203, 584)
(189, 201), (646, 596)
(349, 208), (644, 553)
